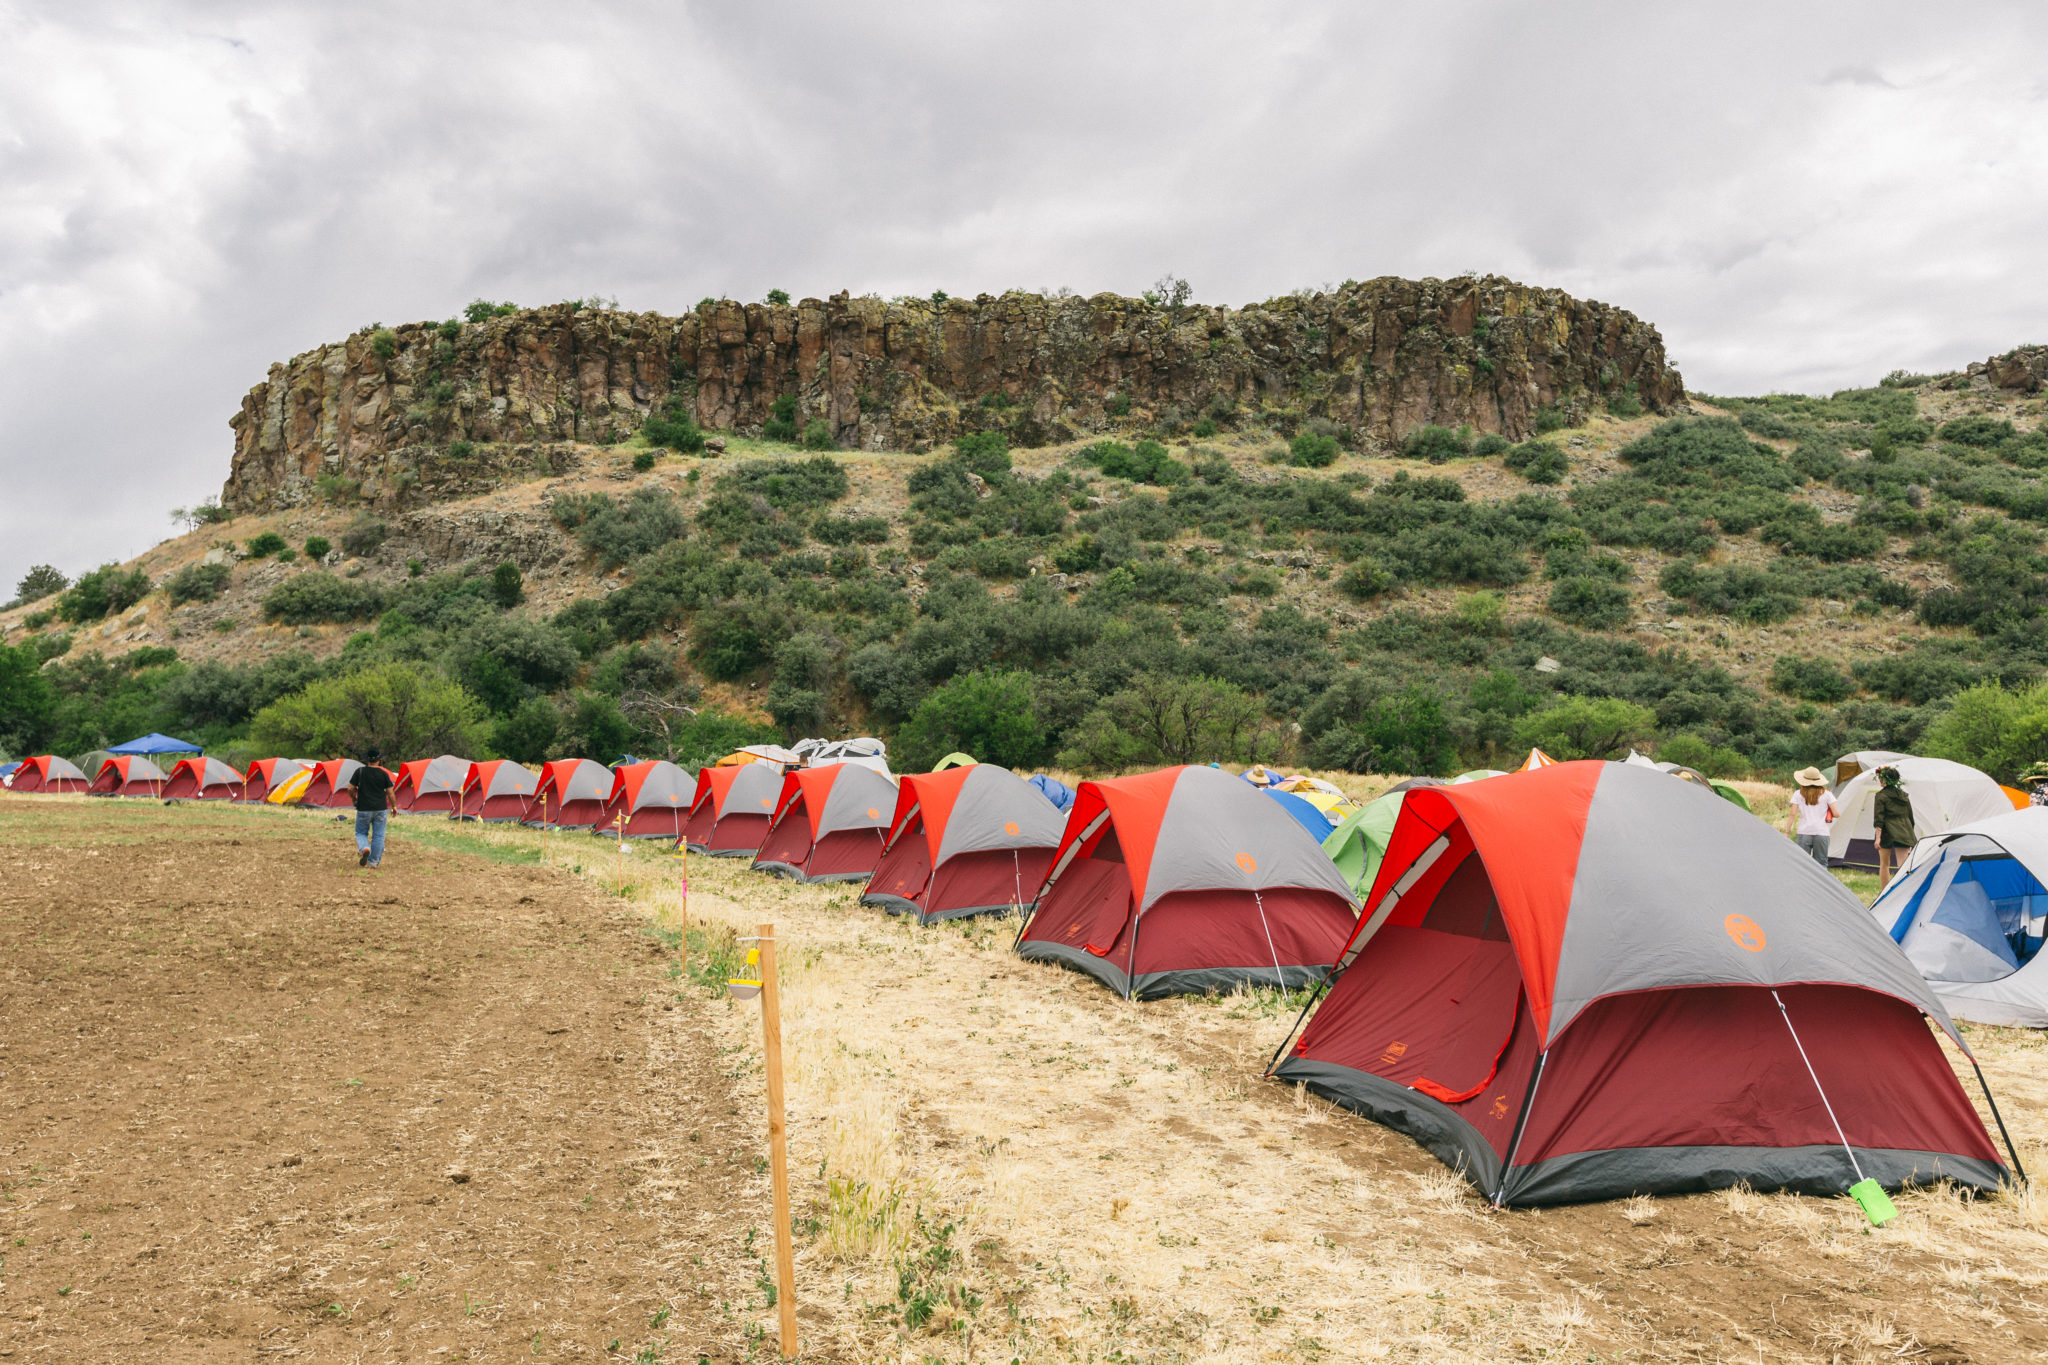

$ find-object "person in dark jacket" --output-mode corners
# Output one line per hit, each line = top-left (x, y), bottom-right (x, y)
(348, 749), (395, 869)
(1873, 765), (1916, 890)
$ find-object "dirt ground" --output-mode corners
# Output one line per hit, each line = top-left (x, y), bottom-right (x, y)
(7, 798), (2048, 1363)
(0, 798), (761, 1362)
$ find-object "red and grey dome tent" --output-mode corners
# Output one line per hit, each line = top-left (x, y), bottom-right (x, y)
(301, 759), (385, 809)
(598, 760), (694, 839)
(90, 755), (169, 797)
(752, 763), (899, 882)
(163, 757), (244, 801)
(458, 760), (539, 822)
(864, 765), (1067, 923)
(393, 755), (471, 814)
(683, 762), (787, 857)
(526, 758), (616, 829)
(10, 755), (91, 793)
(240, 758), (309, 803)
(1015, 765), (1360, 999)
(1269, 761), (2014, 1206)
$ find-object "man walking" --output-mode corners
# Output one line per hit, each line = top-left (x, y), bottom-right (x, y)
(348, 750), (395, 869)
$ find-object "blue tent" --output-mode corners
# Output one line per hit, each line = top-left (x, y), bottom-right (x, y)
(108, 732), (202, 756)
(1261, 787), (1334, 839)
(1028, 773), (1074, 812)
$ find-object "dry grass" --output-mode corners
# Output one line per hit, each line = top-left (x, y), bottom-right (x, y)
(393, 816), (2048, 1361)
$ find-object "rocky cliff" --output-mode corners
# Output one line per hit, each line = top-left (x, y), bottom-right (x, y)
(223, 275), (1684, 512)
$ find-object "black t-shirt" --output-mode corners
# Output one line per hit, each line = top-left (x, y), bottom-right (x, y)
(350, 765), (394, 812)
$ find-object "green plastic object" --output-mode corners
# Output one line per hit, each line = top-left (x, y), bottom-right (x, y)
(1848, 1177), (1898, 1226)
(1323, 793), (1406, 898)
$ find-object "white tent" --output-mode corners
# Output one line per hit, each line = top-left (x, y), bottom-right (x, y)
(1828, 756), (2013, 867)
(1872, 807), (2048, 1026)
(795, 736), (892, 777)
(1833, 749), (1910, 791)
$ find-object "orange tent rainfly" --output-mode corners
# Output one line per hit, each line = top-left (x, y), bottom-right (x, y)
(163, 757), (245, 801)
(863, 765), (1067, 923)
(1269, 761), (2014, 1206)
(10, 755), (92, 793)
(239, 758), (309, 803)
(1518, 748), (1557, 771)
(682, 762), (787, 857)
(527, 758), (616, 829)
(90, 755), (169, 797)
(392, 755), (471, 814)
(458, 760), (538, 822)
(752, 764), (899, 882)
(1015, 765), (1360, 1000)
(596, 760), (693, 839)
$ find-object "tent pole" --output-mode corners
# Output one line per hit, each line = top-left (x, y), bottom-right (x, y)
(1262, 977), (1329, 1078)
(1967, 1054), (2029, 1186)
(1493, 1049), (1550, 1209)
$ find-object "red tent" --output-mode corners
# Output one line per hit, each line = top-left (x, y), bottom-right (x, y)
(682, 762), (785, 857)
(864, 765), (1067, 923)
(393, 755), (470, 813)
(458, 760), (539, 822)
(753, 764), (898, 882)
(10, 755), (91, 793)
(302, 759), (390, 809)
(90, 755), (169, 797)
(527, 758), (615, 829)
(163, 757), (244, 801)
(240, 758), (308, 803)
(1272, 761), (2010, 1205)
(598, 760), (693, 839)
(1017, 766), (1359, 999)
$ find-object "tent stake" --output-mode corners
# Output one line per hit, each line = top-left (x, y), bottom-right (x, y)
(1967, 1054), (2028, 1186)
(1263, 977), (1330, 1078)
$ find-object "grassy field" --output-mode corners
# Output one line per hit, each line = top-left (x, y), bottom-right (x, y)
(6, 793), (2048, 1362)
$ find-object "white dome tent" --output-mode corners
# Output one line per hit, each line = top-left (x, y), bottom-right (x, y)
(1872, 807), (2048, 1027)
(1828, 756), (2013, 870)
(1834, 749), (1910, 791)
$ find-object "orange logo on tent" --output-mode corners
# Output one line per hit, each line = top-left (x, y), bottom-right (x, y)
(1004, 821), (1020, 837)
(1235, 851), (1257, 875)
(759, 797), (773, 808)
(1377, 1039), (1408, 1066)
(1725, 914), (1767, 952)
(867, 807), (881, 818)
(1488, 1094), (1510, 1121)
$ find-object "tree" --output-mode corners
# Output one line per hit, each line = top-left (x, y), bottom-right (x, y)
(1056, 674), (1279, 773)
(0, 642), (55, 754)
(1513, 696), (1657, 760)
(491, 561), (524, 608)
(1922, 681), (2048, 784)
(12, 565), (67, 607)
(493, 697), (561, 765)
(895, 671), (1046, 772)
(249, 663), (492, 759)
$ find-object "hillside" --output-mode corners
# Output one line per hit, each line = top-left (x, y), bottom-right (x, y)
(4, 304), (2047, 788)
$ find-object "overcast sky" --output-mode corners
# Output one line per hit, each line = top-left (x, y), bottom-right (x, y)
(6, 1), (2048, 594)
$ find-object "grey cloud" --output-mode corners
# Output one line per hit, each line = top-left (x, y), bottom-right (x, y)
(7, 0), (2048, 592)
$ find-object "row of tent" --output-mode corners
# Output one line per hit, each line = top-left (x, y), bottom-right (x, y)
(6, 743), (2031, 1208)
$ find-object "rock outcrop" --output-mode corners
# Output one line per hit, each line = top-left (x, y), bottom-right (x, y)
(1971, 345), (2048, 393)
(224, 276), (1684, 512)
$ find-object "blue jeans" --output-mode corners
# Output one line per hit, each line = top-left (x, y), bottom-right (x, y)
(1796, 833), (1829, 868)
(356, 810), (388, 867)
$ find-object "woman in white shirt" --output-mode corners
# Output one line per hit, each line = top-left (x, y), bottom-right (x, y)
(1783, 766), (1838, 869)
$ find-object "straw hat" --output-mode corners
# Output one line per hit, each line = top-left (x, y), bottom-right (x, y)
(1793, 766), (1827, 788)
(2021, 762), (2048, 786)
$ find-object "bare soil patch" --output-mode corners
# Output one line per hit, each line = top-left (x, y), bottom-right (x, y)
(0, 799), (758, 1362)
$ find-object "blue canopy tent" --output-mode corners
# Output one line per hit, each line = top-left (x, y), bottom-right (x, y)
(108, 733), (203, 756)
(1261, 786), (1335, 839)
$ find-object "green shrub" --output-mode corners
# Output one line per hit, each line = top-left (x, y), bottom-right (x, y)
(11, 564), (67, 606)
(437, 318), (462, 340)
(1289, 431), (1341, 467)
(251, 662), (490, 759)
(1053, 538), (1102, 573)
(1471, 433), (1512, 457)
(1078, 439), (1187, 485)
(1655, 733), (1751, 778)
(1105, 393), (1132, 417)
(1534, 406), (1568, 433)
(58, 565), (152, 623)
(1606, 388), (1644, 417)
(800, 418), (835, 450)
(1770, 654), (1853, 703)
(1399, 424), (1471, 463)
(1057, 674), (1279, 771)
(1231, 569), (1281, 597)
(261, 574), (383, 624)
(166, 562), (232, 606)
(1301, 680), (1456, 775)
(766, 288), (790, 305)
(896, 670), (1047, 771)
(1337, 558), (1395, 601)
(1514, 696), (1656, 760)
(245, 532), (287, 558)
(1503, 440), (1568, 483)
(463, 299), (518, 322)
(813, 513), (891, 545)
(642, 397), (707, 452)
(1941, 415), (2017, 448)
(1922, 680), (2048, 783)
(369, 327), (398, 360)
(276, 548), (297, 563)
(763, 393), (798, 441)
(632, 449), (656, 472)
(303, 536), (332, 561)
(557, 487), (688, 568)
(491, 561), (524, 608)
(447, 439), (476, 460)
(689, 604), (776, 680)
(1191, 417), (1219, 438)
(1547, 577), (1631, 629)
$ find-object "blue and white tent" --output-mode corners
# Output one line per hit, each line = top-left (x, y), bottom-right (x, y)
(1872, 806), (2048, 1027)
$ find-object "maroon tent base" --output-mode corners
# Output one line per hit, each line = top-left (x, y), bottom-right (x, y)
(754, 824), (886, 883)
(866, 845), (1055, 924)
(528, 798), (608, 829)
(1023, 884), (1356, 998)
(691, 811), (772, 858)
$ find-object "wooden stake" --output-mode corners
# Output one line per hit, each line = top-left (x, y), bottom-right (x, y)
(757, 921), (798, 1358)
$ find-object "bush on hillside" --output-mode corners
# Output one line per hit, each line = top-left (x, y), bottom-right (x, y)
(12, 564), (67, 606)
(800, 418), (835, 450)
(1056, 674), (1280, 771)
(1504, 440), (1569, 484)
(1399, 424), (1471, 463)
(303, 536), (332, 561)
(261, 574), (384, 624)
(763, 394), (799, 442)
(1080, 439), (1186, 485)
(59, 565), (152, 623)
(1513, 697), (1656, 760)
(894, 670), (1047, 772)
(1921, 680), (2048, 784)
(1770, 654), (1854, 703)
(1655, 732), (1751, 778)
(1548, 577), (1631, 630)
(340, 517), (389, 557)
(1288, 431), (1340, 468)
(167, 562), (232, 606)
(1301, 681), (1456, 775)
(553, 486), (688, 568)
(249, 661), (491, 758)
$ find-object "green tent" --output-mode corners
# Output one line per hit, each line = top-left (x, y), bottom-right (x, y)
(1710, 779), (1752, 811)
(1322, 792), (1407, 899)
(934, 751), (976, 771)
